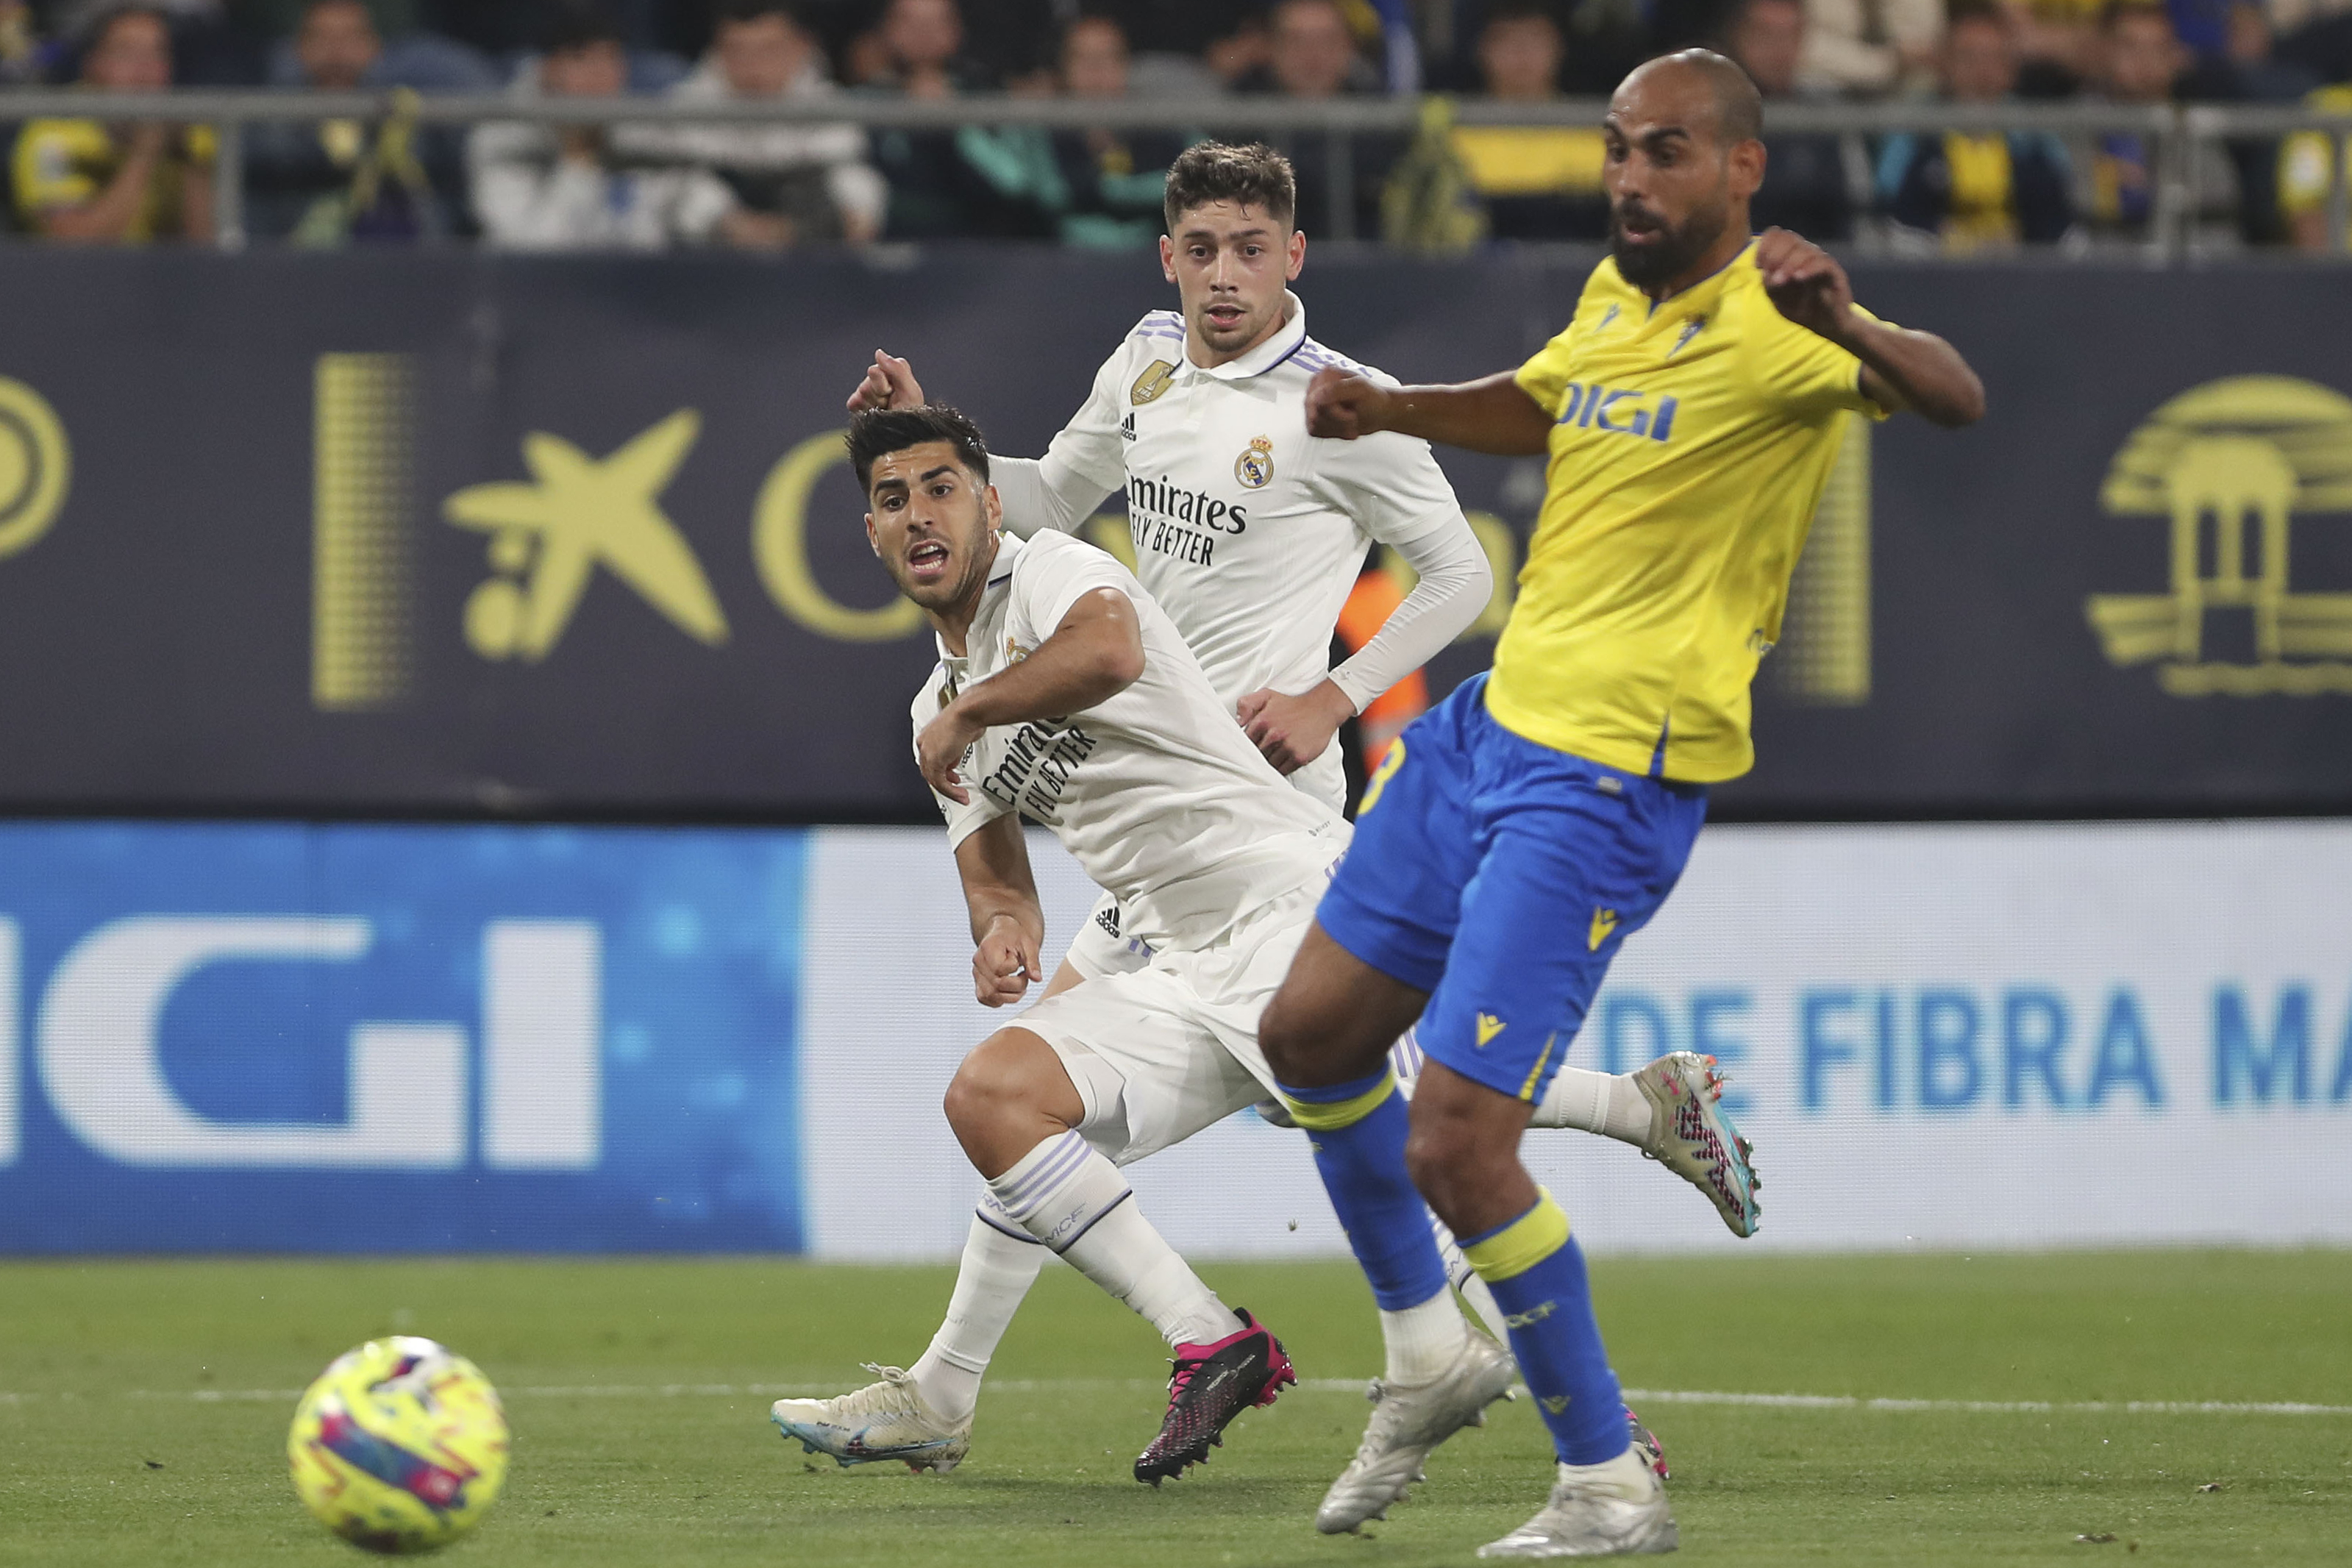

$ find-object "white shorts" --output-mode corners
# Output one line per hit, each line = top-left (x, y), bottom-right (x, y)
(1061, 748), (1346, 984)
(1016, 880), (1322, 1167)
(1062, 888), (1155, 982)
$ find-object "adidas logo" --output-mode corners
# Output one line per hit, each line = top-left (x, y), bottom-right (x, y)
(1095, 904), (1122, 938)
(1120, 412), (1137, 441)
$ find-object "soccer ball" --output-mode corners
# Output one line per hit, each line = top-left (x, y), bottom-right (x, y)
(287, 1336), (510, 1554)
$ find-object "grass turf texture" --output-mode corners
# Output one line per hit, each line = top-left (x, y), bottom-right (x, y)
(2, 1251), (2348, 1565)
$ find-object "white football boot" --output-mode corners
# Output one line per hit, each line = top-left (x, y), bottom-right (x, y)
(1315, 1331), (1517, 1533)
(1478, 1448), (1680, 1558)
(770, 1364), (970, 1473)
(1633, 1052), (1762, 1239)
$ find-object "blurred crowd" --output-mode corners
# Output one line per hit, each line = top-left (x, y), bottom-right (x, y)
(1, 0), (2347, 252)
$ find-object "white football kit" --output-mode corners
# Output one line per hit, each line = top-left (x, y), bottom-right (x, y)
(916, 530), (1347, 1165)
(987, 295), (1490, 978)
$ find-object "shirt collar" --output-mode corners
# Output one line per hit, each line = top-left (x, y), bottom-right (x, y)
(1191, 292), (1308, 382)
(1636, 240), (1757, 317)
(933, 532), (1021, 663)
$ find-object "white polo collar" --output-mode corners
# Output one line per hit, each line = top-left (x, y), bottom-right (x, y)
(933, 532), (1021, 665)
(1191, 293), (1309, 382)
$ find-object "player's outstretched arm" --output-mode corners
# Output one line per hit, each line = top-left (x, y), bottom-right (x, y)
(1305, 367), (1553, 456)
(1754, 227), (1986, 429)
(916, 587), (1147, 802)
(954, 816), (1047, 1008)
(847, 349), (926, 415)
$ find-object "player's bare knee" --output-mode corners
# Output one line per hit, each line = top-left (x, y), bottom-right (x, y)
(1257, 986), (1314, 1081)
(1403, 1111), (1482, 1215)
(943, 1030), (1052, 1139)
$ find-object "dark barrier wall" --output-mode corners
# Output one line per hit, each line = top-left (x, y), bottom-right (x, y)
(0, 247), (2347, 818)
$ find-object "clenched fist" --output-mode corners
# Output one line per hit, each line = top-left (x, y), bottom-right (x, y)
(1755, 227), (1856, 345)
(1305, 366), (1394, 441)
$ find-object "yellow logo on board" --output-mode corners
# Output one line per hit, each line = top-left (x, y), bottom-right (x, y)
(1475, 1013), (1507, 1047)
(0, 374), (69, 563)
(2085, 376), (2352, 696)
(1589, 909), (1619, 950)
(446, 410), (730, 662)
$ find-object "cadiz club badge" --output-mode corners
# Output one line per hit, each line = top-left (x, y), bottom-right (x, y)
(0, 375), (70, 563)
(2086, 376), (2352, 696)
(1236, 435), (1275, 490)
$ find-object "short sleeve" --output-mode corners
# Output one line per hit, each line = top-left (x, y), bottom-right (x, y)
(1514, 321), (1581, 421)
(14, 121), (99, 215)
(1758, 302), (1892, 421)
(2278, 129), (2334, 217)
(910, 671), (1010, 849)
(1009, 533), (1140, 645)
(1307, 428), (1467, 544)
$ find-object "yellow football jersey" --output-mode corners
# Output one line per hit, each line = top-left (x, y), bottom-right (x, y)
(11, 118), (214, 241)
(1489, 242), (1887, 783)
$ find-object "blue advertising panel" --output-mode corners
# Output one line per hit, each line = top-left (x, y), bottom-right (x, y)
(0, 822), (807, 1253)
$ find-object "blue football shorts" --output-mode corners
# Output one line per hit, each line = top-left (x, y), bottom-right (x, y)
(1316, 674), (1708, 1104)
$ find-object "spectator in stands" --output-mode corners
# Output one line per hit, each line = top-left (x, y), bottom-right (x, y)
(2187, 0), (2323, 96)
(0, 0), (50, 84)
(1050, 14), (1190, 245)
(1236, 0), (1394, 239)
(2278, 80), (2352, 248)
(243, 0), (495, 243)
(869, 0), (985, 96)
(2178, 2), (2318, 241)
(860, 0), (999, 236)
(2087, 2), (2186, 236)
(635, 0), (885, 247)
(1800, 0), (1942, 95)
(12, 6), (214, 242)
(1878, 1), (2075, 249)
(471, 2), (742, 250)
(1728, 0), (1855, 238)
(2004, 0), (2114, 93)
(1446, 2), (1608, 240)
(1237, 0), (1382, 96)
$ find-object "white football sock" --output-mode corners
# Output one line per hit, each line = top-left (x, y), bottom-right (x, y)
(1398, 1033), (1646, 1147)
(1429, 1209), (1510, 1344)
(1379, 1283), (1471, 1385)
(986, 1130), (1241, 1349)
(1558, 1441), (1656, 1500)
(908, 1211), (1049, 1425)
(1531, 1066), (1651, 1144)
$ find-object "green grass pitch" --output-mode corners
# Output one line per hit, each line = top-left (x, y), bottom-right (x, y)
(3, 1250), (2348, 1565)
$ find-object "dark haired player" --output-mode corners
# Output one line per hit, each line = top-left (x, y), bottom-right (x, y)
(846, 147), (1759, 1490)
(1258, 51), (1985, 1555)
(770, 404), (1436, 1480)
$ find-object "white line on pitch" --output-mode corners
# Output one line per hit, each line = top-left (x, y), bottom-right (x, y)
(4, 1381), (2345, 1417)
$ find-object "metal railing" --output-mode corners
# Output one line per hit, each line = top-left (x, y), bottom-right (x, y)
(1, 88), (2347, 257)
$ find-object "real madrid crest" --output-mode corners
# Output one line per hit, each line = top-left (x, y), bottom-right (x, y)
(1236, 435), (1275, 489)
(1005, 637), (1030, 663)
(1130, 361), (1175, 406)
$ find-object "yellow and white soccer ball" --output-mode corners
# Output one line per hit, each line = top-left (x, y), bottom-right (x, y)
(288, 1336), (510, 1554)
